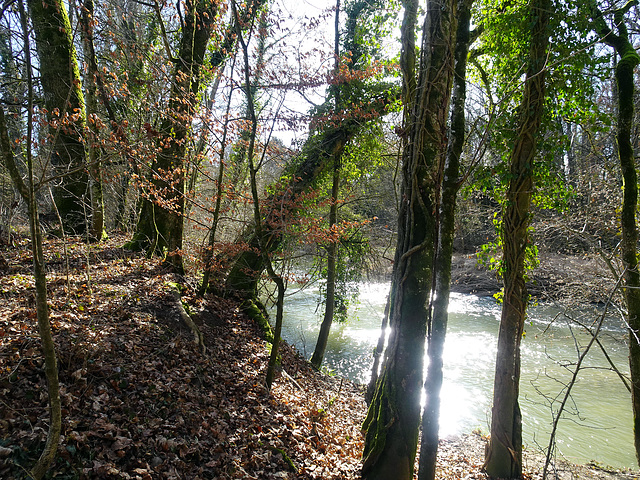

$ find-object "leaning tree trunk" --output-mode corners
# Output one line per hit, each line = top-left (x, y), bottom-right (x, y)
(484, 0), (550, 477)
(361, 0), (458, 477)
(418, 0), (472, 477)
(27, 0), (89, 235)
(588, 1), (640, 465)
(224, 0), (397, 300)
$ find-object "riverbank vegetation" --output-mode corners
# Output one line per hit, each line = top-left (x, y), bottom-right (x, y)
(1, 0), (640, 477)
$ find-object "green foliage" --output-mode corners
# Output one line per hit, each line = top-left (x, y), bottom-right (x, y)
(476, 212), (540, 281)
(314, 226), (371, 323)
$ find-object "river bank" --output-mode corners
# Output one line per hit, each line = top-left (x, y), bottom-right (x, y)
(450, 252), (613, 303)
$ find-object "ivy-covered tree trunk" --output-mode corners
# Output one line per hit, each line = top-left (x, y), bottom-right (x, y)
(484, 0), (550, 477)
(27, 0), (89, 235)
(418, 0), (472, 477)
(361, 0), (458, 477)
(588, 1), (640, 465)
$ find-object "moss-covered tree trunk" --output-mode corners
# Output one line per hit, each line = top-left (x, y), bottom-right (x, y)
(618, 42), (640, 471)
(27, 0), (88, 235)
(224, 0), (396, 300)
(418, 1), (472, 477)
(484, 0), (550, 476)
(361, 0), (458, 477)
(588, 1), (640, 465)
(223, 126), (353, 298)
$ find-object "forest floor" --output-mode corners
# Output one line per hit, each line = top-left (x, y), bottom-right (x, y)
(0, 235), (637, 479)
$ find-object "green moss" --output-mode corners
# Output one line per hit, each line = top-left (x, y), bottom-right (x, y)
(241, 299), (274, 343)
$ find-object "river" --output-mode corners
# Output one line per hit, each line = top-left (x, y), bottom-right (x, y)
(273, 282), (635, 469)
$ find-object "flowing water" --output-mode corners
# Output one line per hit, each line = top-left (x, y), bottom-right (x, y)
(274, 282), (635, 469)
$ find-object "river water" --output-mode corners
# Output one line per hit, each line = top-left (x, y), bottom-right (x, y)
(274, 282), (635, 469)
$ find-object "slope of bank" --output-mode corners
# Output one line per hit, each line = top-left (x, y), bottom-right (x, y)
(0, 236), (636, 479)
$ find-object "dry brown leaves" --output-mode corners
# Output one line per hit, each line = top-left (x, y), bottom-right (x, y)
(0, 235), (365, 479)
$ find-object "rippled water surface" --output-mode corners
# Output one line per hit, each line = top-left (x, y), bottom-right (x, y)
(273, 283), (635, 468)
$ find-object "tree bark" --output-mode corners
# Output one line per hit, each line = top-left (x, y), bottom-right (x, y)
(588, 0), (640, 465)
(484, 0), (550, 476)
(79, 0), (107, 241)
(223, 118), (382, 297)
(1, 7), (62, 476)
(361, 0), (458, 477)
(311, 0), (342, 371)
(127, 0), (265, 272)
(418, 0), (472, 477)
(27, 0), (89, 235)
(224, 0), (397, 299)
(128, 0), (218, 273)
(311, 153), (341, 369)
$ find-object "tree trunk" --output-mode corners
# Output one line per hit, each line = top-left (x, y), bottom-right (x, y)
(484, 0), (550, 476)
(128, 0), (265, 272)
(79, 0), (107, 241)
(224, 124), (360, 298)
(27, 0), (89, 235)
(224, 0), (397, 300)
(129, 0), (218, 273)
(310, 0), (342, 370)
(2, 7), (61, 475)
(311, 154), (341, 369)
(418, 0), (472, 477)
(361, 0), (458, 477)
(588, 1), (640, 465)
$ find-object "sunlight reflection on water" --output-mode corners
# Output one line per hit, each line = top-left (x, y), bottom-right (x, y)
(272, 283), (635, 468)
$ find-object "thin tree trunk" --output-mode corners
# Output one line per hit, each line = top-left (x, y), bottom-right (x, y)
(200, 63), (236, 296)
(418, 0), (472, 477)
(311, 154), (341, 369)
(484, 0), (550, 476)
(311, 0), (342, 371)
(231, 0), (285, 390)
(1, 6), (62, 476)
(79, 0), (107, 241)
